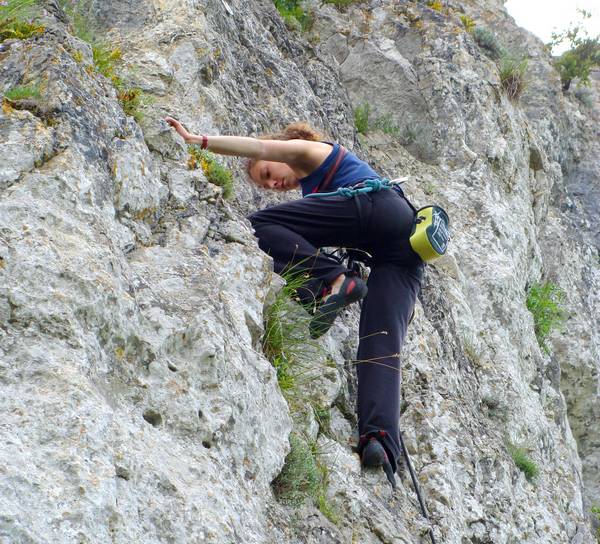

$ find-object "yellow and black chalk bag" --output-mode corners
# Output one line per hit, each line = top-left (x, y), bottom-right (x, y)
(409, 206), (450, 262)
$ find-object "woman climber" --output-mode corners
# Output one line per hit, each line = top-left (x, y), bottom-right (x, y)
(165, 117), (424, 490)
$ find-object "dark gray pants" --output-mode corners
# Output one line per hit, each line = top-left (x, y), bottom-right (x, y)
(248, 189), (423, 472)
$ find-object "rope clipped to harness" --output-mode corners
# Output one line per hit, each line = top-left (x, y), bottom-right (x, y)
(304, 177), (405, 199)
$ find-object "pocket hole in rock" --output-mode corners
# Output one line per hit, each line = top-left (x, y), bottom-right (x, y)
(202, 440), (212, 449)
(167, 363), (178, 372)
(143, 409), (162, 427)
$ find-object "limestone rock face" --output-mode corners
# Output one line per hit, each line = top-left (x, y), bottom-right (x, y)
(0, 1), (598, 543)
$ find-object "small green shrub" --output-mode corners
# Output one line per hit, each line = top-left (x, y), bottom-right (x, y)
(273, 0), (313, 32)
(549, 10), (600, 90)
(187, 146), (234, 199)
(473, 27), (503, 59)
(116, 86), (151, 122)
(372, 113), (401, 137)
(498, 51), (528, 100)
(273, 433), (321, 506)
(427, 0), (443, 12)
(354, 104), (402, 137)
(554, 42), (600, 91)
(526, 281), (566, 353)
(354, 102), (370, 135)
(4, 84), (41, 100)
(506, 442), (539, 482)
(0, 0), (44, 42)
(91, 43), (122, 81)
(57, 0), (122, 82)
(460, 15), (475, 33)
(272, 434), (339, 523)
(574, 87), (594, 108)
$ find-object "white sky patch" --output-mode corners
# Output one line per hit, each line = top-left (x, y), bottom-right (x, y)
(505, 0), (600, 54)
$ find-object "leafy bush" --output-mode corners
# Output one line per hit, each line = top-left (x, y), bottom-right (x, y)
(473, 27), (503, 59)
(506, 442), (539, 482)
(550, 10), (600, 90)
(273, 0), (312, 32)
(0, 0), (44, 42)
(187, 146), (234, 199)
(526, 281), (566, 353)
(554, 40), (600, 90)
(4, 84), (41, 100)
(498, 51), (528, 100)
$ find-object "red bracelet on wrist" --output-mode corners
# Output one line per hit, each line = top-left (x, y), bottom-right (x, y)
(201, 135), (208, 150)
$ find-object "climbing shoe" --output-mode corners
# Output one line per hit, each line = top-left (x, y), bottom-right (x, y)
(361, 437), (397, 491)
(309, 275), (367, 339)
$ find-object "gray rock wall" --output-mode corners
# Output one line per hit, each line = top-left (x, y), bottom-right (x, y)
(1, 0), (598, 542)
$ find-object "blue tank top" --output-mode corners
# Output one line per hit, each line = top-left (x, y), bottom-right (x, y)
(299, 143), (380, 197)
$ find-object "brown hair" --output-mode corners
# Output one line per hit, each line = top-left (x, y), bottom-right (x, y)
(245, 122), (324, 182)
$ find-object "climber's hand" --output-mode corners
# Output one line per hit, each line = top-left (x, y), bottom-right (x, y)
(165, 116), (192, 142)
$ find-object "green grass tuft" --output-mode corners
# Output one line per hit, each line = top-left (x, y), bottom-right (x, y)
(506, 442), (539, 482)
(272, 434), (340, 524)
(498, 51), (528, 100)
(263, 269), (340, 520)
(312, 403), (332, 436)
(273, 433), (321, 506)
(354, 102), (370, 135)
(0, 0), (44, 42)
(4, 84), (41, 100)
(354, 103), (405, 139)
(526, 281), (566, 353)
(187, 146), (234, 199)
(473, 27), (503, 59)
(273, 0), (313, 32)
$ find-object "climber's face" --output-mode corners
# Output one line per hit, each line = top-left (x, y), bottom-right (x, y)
(249, 160), (300, 192)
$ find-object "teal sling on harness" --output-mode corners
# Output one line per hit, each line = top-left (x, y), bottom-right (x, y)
(304, 177), (401, 199)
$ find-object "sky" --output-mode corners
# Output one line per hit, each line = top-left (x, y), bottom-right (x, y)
(504, 0), (600, 54)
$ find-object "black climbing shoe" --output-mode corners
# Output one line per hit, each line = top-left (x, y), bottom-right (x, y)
(361, 437), (397, 491)
(309, 275), (367, 339)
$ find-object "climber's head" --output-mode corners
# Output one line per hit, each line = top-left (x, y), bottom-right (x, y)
(246, 122), (322, 191)
(247, 160), (300, 192)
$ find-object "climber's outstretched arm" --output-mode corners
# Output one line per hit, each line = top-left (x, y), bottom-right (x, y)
(164, 116), (316, 165)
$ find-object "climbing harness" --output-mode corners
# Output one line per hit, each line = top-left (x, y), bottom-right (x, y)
(306, 177), (450, 263)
